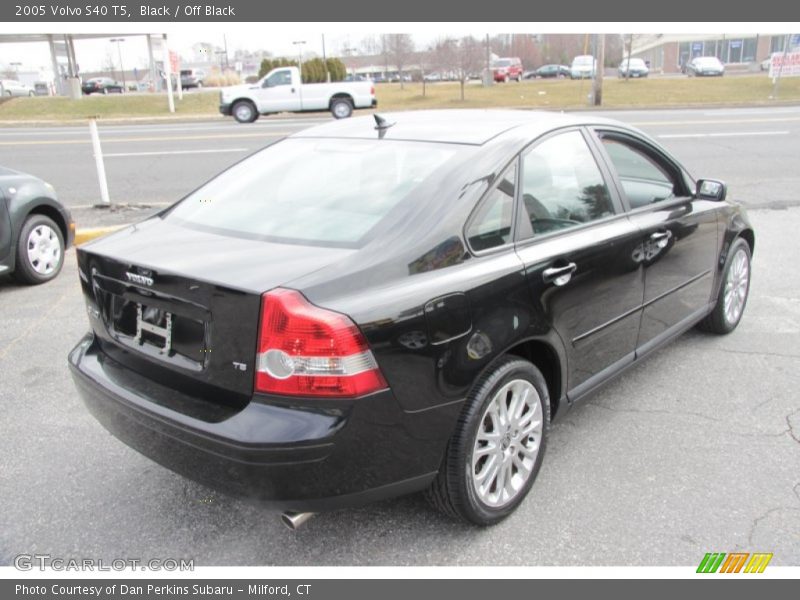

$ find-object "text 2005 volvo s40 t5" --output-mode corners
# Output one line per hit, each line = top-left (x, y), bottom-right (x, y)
(69, 111), (753, 527)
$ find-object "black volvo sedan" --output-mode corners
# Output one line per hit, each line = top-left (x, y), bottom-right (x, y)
(69, 110), (753, 527)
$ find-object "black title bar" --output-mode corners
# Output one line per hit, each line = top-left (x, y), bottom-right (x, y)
(1, 0), (798, 22)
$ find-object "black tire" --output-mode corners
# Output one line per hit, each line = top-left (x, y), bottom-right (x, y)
(232, 100), (258, 123)
(425, 356), (550, 525)
(697, 237), (752, 334)
(330, 98), (353, 119)
(13, 214), (65, 285)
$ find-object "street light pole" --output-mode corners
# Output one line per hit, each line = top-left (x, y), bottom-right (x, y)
(110, 38), (126, 91)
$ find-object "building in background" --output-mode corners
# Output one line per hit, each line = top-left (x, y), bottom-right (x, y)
(630, 34), (793, 73)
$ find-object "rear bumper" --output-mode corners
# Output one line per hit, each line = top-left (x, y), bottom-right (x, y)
(68, 334), (439, 511)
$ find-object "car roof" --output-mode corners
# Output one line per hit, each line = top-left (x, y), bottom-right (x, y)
(291, 109), (617, 146)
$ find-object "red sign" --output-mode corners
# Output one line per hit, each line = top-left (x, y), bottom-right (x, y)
(169, 51), (180, 73)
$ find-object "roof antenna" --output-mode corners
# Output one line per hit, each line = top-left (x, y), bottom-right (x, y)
(373, 114), (395, 138)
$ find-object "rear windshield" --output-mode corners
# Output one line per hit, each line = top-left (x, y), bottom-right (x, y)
(166, 138), (460, 247)
(493, 59), (512, 67)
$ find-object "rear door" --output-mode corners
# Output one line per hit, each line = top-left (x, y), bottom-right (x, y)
(513, 128), (646, 399)
(591, 129), (719, 354)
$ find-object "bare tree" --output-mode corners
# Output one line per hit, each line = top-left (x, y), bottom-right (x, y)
(418, 45), (433, 97)
(385, 34), (415, 89)
(451, 36), (484, 101)
(103, 48), (117, 80)
(359, 34), (381, 56)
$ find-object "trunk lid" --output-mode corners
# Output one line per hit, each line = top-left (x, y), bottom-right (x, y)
(78, 218), (354, 397)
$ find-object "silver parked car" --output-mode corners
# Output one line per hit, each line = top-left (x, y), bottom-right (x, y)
(618, 57), (650, 78)
(0, 79), (35, 97)
(686, 56), (725, 77)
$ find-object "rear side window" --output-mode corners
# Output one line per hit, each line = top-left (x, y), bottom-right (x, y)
(600, 138), (678, 209)
(466, 164), (516, 252)
(519, 131), (614, 237)
(166, 138), (459, 247)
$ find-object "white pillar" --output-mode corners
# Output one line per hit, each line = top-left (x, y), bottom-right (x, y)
(163, 35), (175, 113)
(47, 35), (62, 96)
(89, 118), (111, 205)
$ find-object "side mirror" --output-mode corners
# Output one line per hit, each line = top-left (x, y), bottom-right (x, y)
(696, 179), (727, 201)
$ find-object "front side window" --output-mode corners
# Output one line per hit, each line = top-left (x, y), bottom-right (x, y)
(466, 164), (516, 252)
(519, 131), (614, 237)
(265, 70), (292, 87)
(600, 137), (678, 209)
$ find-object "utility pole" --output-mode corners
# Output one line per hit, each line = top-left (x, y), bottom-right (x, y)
(592, 33), (605, 106)
(484, 33), (492, 87)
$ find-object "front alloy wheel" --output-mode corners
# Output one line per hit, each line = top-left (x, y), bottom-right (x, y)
(698, 237), (752, 334)
(425, 356), (549, 525)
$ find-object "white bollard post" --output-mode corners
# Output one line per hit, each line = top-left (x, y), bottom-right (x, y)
(88, 117), (111, 206)
(163, 35), (175, 113)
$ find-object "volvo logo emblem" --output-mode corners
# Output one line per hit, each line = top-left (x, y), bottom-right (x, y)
(125, 272), (154, 286)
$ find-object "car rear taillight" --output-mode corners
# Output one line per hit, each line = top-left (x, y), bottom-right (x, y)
(255, 288), (387, 398)
(370, 85), (375, 95)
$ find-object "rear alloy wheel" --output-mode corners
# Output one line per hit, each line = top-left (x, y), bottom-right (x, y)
(14, 214), (65, 285)
(698, 237), (751, 334)
(425, 356), (549, 525)
(232, 100), (258, 123)
(330, 98), (353, 119)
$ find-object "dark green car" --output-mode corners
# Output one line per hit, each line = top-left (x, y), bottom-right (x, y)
(0, 166), (74, 284)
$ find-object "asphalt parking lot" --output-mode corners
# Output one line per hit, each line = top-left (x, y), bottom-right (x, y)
(0, 107), (799, 566)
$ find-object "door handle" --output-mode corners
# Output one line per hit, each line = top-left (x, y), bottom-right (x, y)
(649, 230), (672, 248)
(543, 262), (577, 286)
(291, 88), (296, 93)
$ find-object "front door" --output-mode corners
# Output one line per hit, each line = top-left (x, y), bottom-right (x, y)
(255, 69), (301, 113)
(592, 130), (719, 353)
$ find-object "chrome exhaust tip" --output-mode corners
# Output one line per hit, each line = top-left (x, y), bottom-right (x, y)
(281, 511), (315, 530)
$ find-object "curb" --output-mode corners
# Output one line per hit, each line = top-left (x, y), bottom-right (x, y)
(74, 225), (128, 246)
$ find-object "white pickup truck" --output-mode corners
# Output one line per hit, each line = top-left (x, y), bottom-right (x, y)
(219, 66), (377, 123)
